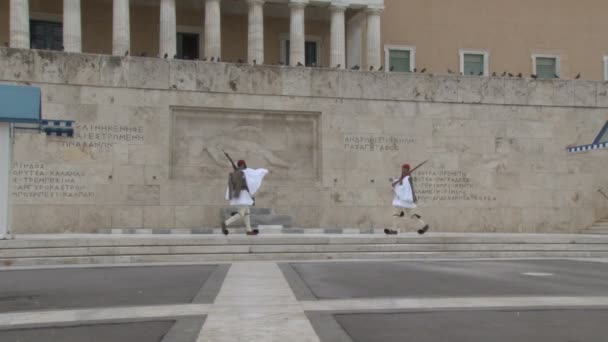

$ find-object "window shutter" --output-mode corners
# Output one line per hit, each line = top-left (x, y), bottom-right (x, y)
(536, 57), (557, 79)
(463, 54), (484, 76)
(389, 49), (410, 72)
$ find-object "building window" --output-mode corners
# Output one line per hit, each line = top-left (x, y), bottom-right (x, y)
(384, 45), (415, 72)
(533, 54), (560, 79)
(30, 20), (63, 51)
(282, 40), (319, 66)
(603, 56), (608, 81)
(280, 34), (322, 66)
(177, 32), (199, 60)
(459, 49), (489, 76)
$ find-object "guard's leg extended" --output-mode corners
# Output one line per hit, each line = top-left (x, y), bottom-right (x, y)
(384, 208), (403, 235)
(408, 210), (429, 235)
(222, 207), (245, 235)
(242, 207), (259, 236)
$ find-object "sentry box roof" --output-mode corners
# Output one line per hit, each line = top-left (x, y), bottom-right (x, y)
(0, 84), (41, 124)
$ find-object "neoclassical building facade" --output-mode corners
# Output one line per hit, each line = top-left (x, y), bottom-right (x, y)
(3, 0), (608, 80)
(5, 0), (385, 69)
(0, 0), (607, 234)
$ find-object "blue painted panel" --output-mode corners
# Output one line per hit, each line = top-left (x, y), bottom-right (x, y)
(0, 84), (41, 123)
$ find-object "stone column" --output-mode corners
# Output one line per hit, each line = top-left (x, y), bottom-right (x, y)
(0, 123), (11, 238)
(112, 0), (130, 56)
(365, 6), (383, 70)
(159, 0), (176, 58)
(63, 0), (82, 52)
(205, 0), (222, 59)
(9, 0), (30, 48)
(288, 0), (308, 66)
(330, 3), (347, 69)
(247, 0), (265, 64)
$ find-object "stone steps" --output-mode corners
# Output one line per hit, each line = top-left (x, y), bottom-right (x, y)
(4, 243), (608, 259)
(581, 229), (608, 235)
(97, 228), (389, 235)
(2, 234), (608, 267)
(222, 207), (293, 228)
(580, 219), (608, 234)
(3, 251), (608, 267)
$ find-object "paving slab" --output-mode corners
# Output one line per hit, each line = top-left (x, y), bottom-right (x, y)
(285, 260), (608, 300)
(332, 309), (608, 342)
(0, 265), (223, 312)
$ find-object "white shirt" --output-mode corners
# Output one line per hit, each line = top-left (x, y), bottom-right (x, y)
(225, 168), (269, 206)
(392, 175), (416, 209)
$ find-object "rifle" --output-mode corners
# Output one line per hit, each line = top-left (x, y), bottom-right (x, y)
(392, 160), (428, 186)
(223, 150), (256, 205)
(223, 150), (238, 171)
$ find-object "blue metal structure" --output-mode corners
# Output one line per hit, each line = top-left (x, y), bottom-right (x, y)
(0, 84), (41, 124)
(593, 121), (608, 145)
(0, 84), (74, 136)
(567, 119), (608, 154)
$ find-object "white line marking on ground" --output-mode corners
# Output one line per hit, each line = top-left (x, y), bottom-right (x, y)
(0, 304), (210, 328)
(300, 297), (608, 312)
(522, 272), (554, 277)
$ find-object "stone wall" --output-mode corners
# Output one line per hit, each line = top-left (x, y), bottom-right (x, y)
(1, 47), (607, 233)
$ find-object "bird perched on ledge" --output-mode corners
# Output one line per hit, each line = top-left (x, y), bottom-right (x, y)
(575, 73), (581, 79)
(297, 62), (304, 67)
(351, 65), (360, 70)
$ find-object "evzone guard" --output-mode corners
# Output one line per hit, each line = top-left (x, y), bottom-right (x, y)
(222, 151), (268, 236)
(384, 161), (430, 235)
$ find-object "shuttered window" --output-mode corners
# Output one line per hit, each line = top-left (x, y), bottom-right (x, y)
(463, 53), (484, 76)
(536, 57), (557, 79)
(389, 49), (411, 72)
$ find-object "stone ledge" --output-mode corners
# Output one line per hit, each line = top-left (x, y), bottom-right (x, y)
(96, 228), (388, 235)
(1, 47), (605, 108)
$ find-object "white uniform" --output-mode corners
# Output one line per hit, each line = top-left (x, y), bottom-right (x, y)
(224, 168), (268, 230)
(390, 175), (425, 233)
(392, 176), (416, 209)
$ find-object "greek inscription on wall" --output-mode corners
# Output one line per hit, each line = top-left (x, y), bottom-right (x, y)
(11, 163), (95, 201)
(59, 124), (145, 150)
(344, 134), (415, 152)
(412, 170), (497, 202)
